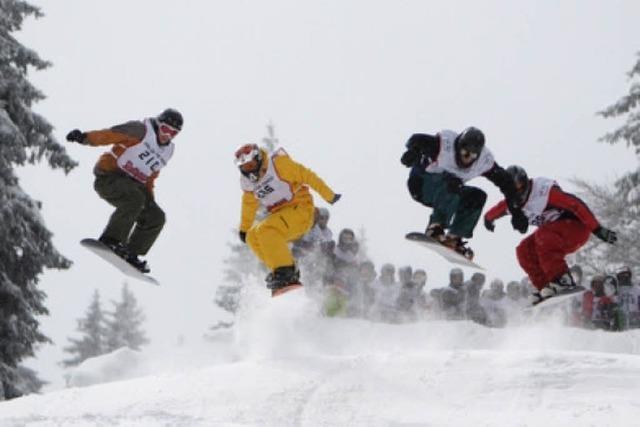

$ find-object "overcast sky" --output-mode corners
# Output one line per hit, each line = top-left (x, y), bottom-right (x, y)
(16, 0), (640, 386)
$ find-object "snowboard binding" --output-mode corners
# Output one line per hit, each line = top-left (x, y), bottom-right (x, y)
(266, 265), (302, 296)
(440, 235), (474, 261)
(99, 236), (150, 273)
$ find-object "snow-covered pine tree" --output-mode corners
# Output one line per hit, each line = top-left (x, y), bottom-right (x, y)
(61, 290), (106, 367)
(573, 52), (640, 277)
(261, 121), (279, 152)
(104, 284), (148, 352)
(0, 1), (77, 399)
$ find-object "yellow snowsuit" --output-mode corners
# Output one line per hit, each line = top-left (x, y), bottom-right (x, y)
(239, 149), (336, 271)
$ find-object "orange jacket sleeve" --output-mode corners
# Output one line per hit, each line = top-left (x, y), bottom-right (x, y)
(84, 129), (139, 147)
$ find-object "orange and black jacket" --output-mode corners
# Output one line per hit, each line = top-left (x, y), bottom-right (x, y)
(79, 121), (159, 194)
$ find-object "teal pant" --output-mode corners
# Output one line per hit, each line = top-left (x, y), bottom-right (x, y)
(94, 172), (165, 255)
(412, 172), (487, 238)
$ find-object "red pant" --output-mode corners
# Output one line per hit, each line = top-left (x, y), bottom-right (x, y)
(516, 219), (591, 290)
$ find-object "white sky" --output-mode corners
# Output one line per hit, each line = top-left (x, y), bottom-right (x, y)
(16, 0), (640, 385)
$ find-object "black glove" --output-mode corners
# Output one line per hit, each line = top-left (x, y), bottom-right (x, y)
(330, 193), (341, 205)
(400, 149), (420, 167)
(484, 217), (495, 232)
(593, 226), (617, 244)
(510, 209), (529, 234)
(442, 171), (463, 194)
(66, 129), (86, 143)
(239, 231), (247, 243)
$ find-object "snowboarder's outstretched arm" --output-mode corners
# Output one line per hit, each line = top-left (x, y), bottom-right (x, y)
(547, 186), (599, 230)
(546, 186), (616, 243)
(400, 133), (440, 167)
(483, 163), (529, 233)
(66, 121), (146, 147)
(484, 185), (617, 243)
(273, 154), (337, 204)
(66, 121), (159, 194)
(482, 163), (520, 210)
(484, 199), (509, 231)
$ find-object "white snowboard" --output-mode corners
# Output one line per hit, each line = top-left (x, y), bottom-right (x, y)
(527, 286), (586, 311)
(81, 238), (159, 286)
(405, 232), (485, 270)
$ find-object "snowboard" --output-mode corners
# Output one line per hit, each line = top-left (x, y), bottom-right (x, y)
(528, 286), (586, 311)
(80, 238), (159, 286)
(271, 283), (303, 298)
(405, 232), (485, 270)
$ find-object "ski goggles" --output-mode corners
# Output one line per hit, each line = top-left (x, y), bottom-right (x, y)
(158, 123), (180, 138)
(235, 144), (262, 173)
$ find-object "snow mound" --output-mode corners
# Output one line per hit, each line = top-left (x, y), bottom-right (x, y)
(2, 291), (640, 426)
(65, 347), (144, 388)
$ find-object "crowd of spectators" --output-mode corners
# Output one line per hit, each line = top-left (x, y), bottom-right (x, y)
(565, 265), (640, 331)
(292, 208), (640, 331)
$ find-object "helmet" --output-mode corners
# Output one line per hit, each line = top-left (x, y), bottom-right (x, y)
(234, 143), (263, 181)
(616, 266), (632, 286)
(616, 266), (632, 276)
(455, 127), (485, 162)
(380, 263), (395, 276)
(398, 266), (413, 285)
(471, 272), (486, 285)
(506, 281), (521, 298)
(412, 269), (427, 287)
(316, 207), (330, 220)
(450, 267), (463, 278)
(157, 108), (183, 130)
(506, 165), (531, 206)
(490, 278), (504, 292)
(338, 228), (356, 246)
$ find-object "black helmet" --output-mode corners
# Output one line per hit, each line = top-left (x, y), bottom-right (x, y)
(506, 165), (528, 188)
(456, 126), (485, 155)
(157, 108), (183, 130)
(506, 165), (530, 206)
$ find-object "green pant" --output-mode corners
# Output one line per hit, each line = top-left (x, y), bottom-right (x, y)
(94, 172), (166, 255)
(418, 172), (487, 238)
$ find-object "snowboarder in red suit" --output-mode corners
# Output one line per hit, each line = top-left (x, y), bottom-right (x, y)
(483, 166), (617, 304)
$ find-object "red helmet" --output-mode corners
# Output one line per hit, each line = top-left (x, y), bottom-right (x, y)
(234, 144), (263, 180)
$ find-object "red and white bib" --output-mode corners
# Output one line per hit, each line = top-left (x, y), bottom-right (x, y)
(116, 118), (175, 183)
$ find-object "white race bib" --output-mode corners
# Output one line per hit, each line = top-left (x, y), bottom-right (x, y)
(425, 129), (495, 182)
(116, 118), (175, 183)
(241, 149), (295, 211)
(521, 177), (561, 226)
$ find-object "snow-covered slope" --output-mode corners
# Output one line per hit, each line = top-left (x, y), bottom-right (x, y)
(2, 292), (640, 427)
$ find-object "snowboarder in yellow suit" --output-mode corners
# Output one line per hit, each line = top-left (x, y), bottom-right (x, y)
(235, 143), (340, 295)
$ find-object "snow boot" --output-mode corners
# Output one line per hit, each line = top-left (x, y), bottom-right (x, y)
(529, 291), (544, 305)
(549, 271), (577, 294)
(425, 223), (445, 241)
(99, 235), (130, 258)
(125, 254), (151, 274)
(266, 265), (301, 295)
